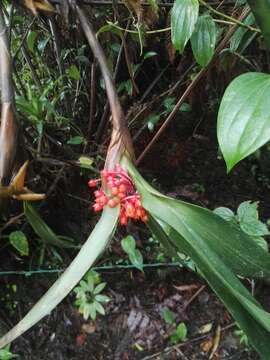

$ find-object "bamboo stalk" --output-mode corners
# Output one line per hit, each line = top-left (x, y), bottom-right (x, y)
(0, 6), (18, 186)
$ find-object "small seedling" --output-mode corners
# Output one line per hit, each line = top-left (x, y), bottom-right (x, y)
(214, 201), (269, 251)
(74, 270), (110, 321)
(161, 307), (187, 344)
(170, 322), (188, 344)
(0, 345), (17, 360)
(234, 326), (250, 349)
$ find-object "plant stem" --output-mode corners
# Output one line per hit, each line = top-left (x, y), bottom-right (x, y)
(75, 5), (134, 166)
(199, 0), (260, 33)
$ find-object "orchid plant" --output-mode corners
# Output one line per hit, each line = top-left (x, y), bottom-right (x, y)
(1, 2), (270, 360)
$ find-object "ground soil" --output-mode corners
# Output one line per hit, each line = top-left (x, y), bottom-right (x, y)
(0, 128), (269, 360)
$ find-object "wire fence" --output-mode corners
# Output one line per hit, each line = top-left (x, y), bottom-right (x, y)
(0, 262), (184, 277)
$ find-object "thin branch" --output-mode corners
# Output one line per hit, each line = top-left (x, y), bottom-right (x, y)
(199, 0), (260, 33)
(95, 24), (126, 144)
(75, 5), (134, 166)
(84, 61), (97, 153)
(76, 6), (125, 132)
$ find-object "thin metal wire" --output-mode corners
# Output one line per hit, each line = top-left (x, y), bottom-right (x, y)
(0, 262), (183, 277)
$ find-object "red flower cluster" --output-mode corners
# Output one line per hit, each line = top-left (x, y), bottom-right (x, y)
(88, 164), (148, 225)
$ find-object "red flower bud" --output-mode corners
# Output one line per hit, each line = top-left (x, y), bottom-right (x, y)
(111, 187), (119, 196)
(88, 179), (97, 188)
(93, 203), (102, 212)
(108, 199), (116, 208)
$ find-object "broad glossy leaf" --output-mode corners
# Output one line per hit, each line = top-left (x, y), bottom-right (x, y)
(237, 201), (259, 222)
(191, 14), (217, 66)
(213, 207), (235, 222)
(171, 0), (199, 53)
(217, 72), (270, 172)
(0, 206), (119, 348)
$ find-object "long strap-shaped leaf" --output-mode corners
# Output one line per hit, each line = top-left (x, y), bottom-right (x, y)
(24, 202), (76, 248)
(148, 216), (270, 359)
(124, 159), (270, 358)
(125, 160), (270, 280)
(0, 206), (119, 348)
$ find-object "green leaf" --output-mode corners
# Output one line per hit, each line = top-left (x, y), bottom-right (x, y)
(175, 322), (187, 340)
(0, 206), (119, 348)
(191, 14), (217, 67)
(252, 237), (268, 252)
(0, 348), (17, 360)
(26, 31), (37, 53)
(217, 72), (270, 172)
(247, 0), (270, 49)
(129, 249), (144, 271)
(78, 156), (94, 169)
(230, 13), (255, 52)
(237, 201), (258, 222)
(9, 231), (29, 256)
(147, 205), (270, 358)
(86, 270), (100, 285)
(66, 64), (81, 80)
(237, 201), (269, 236)
(240, 221), (269, 237)
(146, 114), (160, 132)
(95, 294), (110, 303)
(126, 159), (270, 280)
(121, 235), (136, 253)
(166, 224), (270, 358)
(97, 22), (122, 38)
(162, 307), (175, 324)
(143, 51), (157, 60)
(89, 303), (97, 320)
(170, 322), (187, 344)
(124, 160), (270, 358)
(171, 0), (199, 53)
(94, 301), (105, 315)
(213, 207), (235, 222)
(180, 102), (192, 112)
(83, 304), (91, 320)
(24, 202), (75, 248)
(67, 136), (85, 145)
(123, 159), (270, 360)
(93, 282), (106, 295)
(121, 235), (143, 271)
